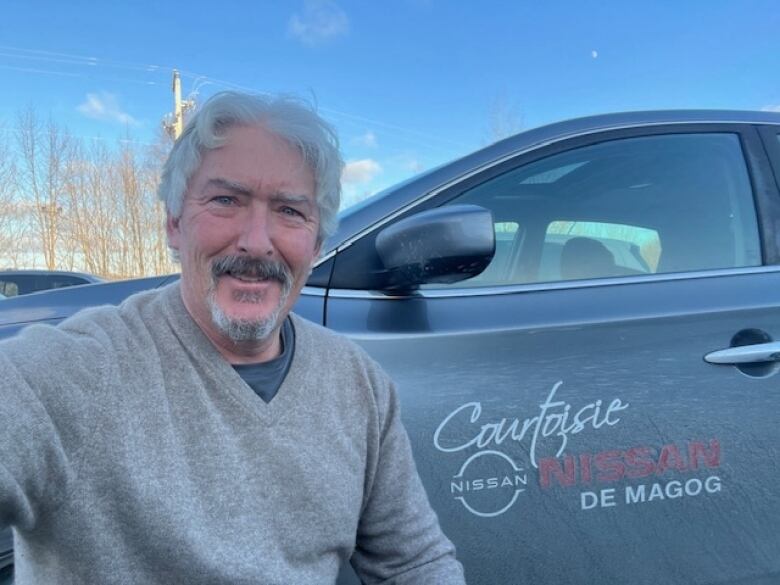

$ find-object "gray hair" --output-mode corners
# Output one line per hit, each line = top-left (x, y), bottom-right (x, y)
(158, 91), (343, 243)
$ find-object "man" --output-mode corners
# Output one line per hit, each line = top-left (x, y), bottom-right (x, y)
(0, 92), (465, 584)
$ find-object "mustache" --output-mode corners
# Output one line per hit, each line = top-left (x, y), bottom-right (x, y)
(210, 255), (292, 285)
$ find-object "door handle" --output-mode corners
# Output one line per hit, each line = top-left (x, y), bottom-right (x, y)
(704, 341), (780, 364)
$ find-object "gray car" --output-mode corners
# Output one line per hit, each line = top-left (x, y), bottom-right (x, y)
(2, 109), (780, 584)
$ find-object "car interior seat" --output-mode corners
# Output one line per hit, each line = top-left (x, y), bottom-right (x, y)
(560, 236), (617, 280)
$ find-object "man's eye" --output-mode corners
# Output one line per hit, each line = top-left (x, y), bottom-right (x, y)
(281, 206), (305, 218)
(211, 196), (235, 206)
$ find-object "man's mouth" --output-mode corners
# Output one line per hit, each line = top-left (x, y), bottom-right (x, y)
(225, 271), (273, 284)
(211, 256), (292, 289)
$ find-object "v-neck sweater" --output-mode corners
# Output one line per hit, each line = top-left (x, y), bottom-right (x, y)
(0, 283), (464, 584)
(232, 317), (294, 403)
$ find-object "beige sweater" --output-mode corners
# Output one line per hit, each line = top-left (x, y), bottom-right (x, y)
(0, 283), (464, 584)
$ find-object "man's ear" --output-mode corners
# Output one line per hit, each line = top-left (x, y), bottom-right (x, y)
(166, 213), (181, 251)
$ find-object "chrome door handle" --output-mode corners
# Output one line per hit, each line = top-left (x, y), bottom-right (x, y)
(704, 341), (780, 364)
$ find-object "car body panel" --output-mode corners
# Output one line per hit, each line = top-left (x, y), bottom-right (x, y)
(327, 270), (780, 584)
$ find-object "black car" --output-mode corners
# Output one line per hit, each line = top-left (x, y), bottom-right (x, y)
(2, 110), (780, 584)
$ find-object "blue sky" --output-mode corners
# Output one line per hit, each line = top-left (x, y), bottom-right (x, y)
(2, 0), (779, 206)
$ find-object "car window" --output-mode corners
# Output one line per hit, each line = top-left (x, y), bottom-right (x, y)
(429, 133), (761, 288)
(45, 276), (89, 289)
(0, 274), (89, 297)
(0, 281), (17, 297)
(539, 221), (660, 281)
(0, 276), (31, 296)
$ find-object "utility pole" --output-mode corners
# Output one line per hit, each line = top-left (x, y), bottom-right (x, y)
(163, 70), (195, 140)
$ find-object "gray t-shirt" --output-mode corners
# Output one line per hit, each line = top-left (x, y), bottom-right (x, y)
(232, 317), (294, 403)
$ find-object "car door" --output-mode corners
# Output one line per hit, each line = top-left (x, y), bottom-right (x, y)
(328, 125), (780, 584)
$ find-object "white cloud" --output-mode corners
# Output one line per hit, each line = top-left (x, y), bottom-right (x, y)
(591, 50), (598, 59)
(403, 158), (423, 173)
(77, 92), (138, 125)
(353, 131), (378, 148)
(342, 159), (382, 185)
(288, 0), (349, 46)
(341, 185), (375, 210)
(761, 104), (780, 112)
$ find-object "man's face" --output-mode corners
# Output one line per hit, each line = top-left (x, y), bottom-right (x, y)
(167, 124), (319, 358)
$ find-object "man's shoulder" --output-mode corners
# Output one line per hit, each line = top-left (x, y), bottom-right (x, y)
(0, 286), (172, 395)
(290, 312), (371, 362)
(3, 283), (175, 360)
(58, 283), (172, 340)
(289, 312), (393, 396)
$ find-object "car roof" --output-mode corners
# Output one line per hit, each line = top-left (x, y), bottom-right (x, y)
(0, 269), (103, 281)
(498, 108), (780, 141)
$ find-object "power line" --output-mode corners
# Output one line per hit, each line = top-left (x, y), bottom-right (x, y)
(0, 64), (159, 86)
(172, 69), (467, 150)
(0, 45), (168, 75)
(0, 45), (468, 153)
(0, 125), (155, 147)
(0, 64), (82, 78)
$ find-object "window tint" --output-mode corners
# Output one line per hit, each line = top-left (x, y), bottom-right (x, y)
(540, 221), (660, 281)
(45, 276), (88, 289)
(0, 281), (19, 297)
(433, 133), (760, 287)
(459, 221), (520, 287)
(0, 275), (37, 296)
(0, 274), (88, 297)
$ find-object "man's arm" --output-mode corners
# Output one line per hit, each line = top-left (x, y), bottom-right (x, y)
(0, 322), (108, 530)
(351, 376), (466, 585)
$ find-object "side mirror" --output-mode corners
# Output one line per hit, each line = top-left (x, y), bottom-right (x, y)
(375, 204), (495, 290)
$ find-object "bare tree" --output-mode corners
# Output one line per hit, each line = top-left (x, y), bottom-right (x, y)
(8, 108), (177, 278)
(0, 132), (30, 268)
(63, 141), (120, 276)
(16, 108), (72, 269)
(143, 128), (176, 276)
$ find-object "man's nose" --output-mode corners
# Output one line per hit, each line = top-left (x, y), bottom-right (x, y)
(237, 207), (274, 257)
